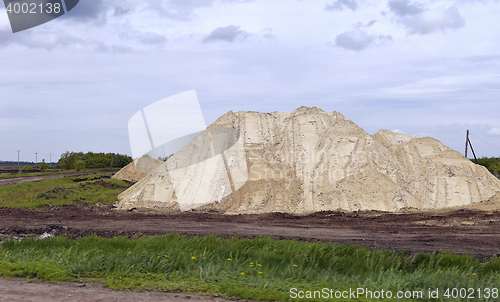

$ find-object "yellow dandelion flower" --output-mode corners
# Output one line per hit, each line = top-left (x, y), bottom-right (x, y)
(250, 262), (254, 265)
(293, 264), (297, 267)
(258, 272), (263, 275)
(472, 273), (477, 276)
(241, 272), (245, 275)
(191, 256), (196, 260)
(257, 264), (262, 267)
(164, 255), (168, 257)
(250, 264), (254, 267)
(227, 258), (232, 261)
(157, 256), (160, 258)
(203, 257), (206, 260)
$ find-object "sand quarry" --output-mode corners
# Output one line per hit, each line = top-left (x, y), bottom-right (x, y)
(3, 107), (500, 300)
(114, 107), (500, 214)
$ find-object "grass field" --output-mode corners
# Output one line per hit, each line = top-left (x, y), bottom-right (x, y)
(0, 171), (498, 301)
(0, 234), (499, 301)
(0, 172), (131, 209)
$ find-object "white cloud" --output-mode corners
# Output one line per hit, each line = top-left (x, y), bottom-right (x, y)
(488, 128), (500, 135)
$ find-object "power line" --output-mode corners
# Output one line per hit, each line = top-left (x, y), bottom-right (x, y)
(471, 135), (500, 151)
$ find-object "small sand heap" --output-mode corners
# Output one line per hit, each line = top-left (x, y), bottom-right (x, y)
(112, 157), (163, 183)
(115, 107), (500, 214)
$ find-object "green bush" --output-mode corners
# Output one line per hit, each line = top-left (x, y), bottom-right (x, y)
(57, 151), (82, 170)
(39, 159), (48, 170)
(21, 165), (34, 171)
(75, 160), (85, 172)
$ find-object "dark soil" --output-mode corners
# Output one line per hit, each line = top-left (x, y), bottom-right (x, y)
(1, 203), (500, 259)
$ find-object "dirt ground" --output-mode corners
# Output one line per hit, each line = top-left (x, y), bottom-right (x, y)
(0, 278), (235, 302)
(1, 169), (500, 300)
(1, 203), (500, 259)
(1, 204), (500, 300)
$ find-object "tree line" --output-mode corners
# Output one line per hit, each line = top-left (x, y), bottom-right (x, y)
(57, 152), (133, 170)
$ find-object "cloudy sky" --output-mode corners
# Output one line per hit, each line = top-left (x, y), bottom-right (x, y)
(1, 0), (500, 162)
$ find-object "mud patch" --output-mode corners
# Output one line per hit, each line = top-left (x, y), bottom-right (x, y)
(37, 186), (75, 199)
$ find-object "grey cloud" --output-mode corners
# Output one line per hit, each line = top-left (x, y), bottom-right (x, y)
(464, 55), (500, 63)
(63, 0), (107, 24)
(388, 1), (465, 35)
(456, 0), (499, 3)
(260, 28), (275, 40)
(61, 0), (136, 26)
(114, 6), (131, 16)
(120, 31), (168, 46)
(325, 0), (359, 11)
(138, 32), (168, 45)
(0, 29), (86, 50)
(202, 25), (250, 43)
(354, 20), (377, 28)
(94, 42), (133, 53)
(388, 0), (425, 16)
(335, 29), (392, 51)
(64, 0), (250, 24)
(144, 0), (214, 21)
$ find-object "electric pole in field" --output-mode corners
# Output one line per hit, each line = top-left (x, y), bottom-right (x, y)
(465, 130), (478, 164)
(50, 154), (52, 168)
(17, 149), (20, 169)
(35, 152), (38, 168)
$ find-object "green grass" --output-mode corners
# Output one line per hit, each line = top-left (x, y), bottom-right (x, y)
(0, 234), (498, 301)
(0, 172), (131, 209)
(0, 168), (118, 179)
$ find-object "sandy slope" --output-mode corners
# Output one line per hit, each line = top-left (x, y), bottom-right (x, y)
(115, 107), (500, 214)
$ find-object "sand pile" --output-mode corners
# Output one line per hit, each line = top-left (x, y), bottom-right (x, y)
(115, 107), (500, 214)
(112, 157), (163, 182)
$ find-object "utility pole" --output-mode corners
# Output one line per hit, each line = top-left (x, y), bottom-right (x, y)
(50, 154), (52, 168)
(465, 130), (478, 164)
(35, 152), (38, 168)
(17, 149), (20, 170)
(465, 130), (469, 158)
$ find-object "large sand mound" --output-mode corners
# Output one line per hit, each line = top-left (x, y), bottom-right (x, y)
(115, 107), (500, 214)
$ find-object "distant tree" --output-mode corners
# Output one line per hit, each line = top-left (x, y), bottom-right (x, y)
(57, 151), (81, 170)
(158, 154), (174, 161)
(111, 154), (122, 167)
(75, 160), (85, 172)
(21, 165), (34, 171)
(40, 159), (48, 170)
(58, 151), (132, 169)
(142, 154), (151, 158)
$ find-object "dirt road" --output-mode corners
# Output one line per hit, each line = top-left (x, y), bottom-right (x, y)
(0, 278), (234, 302)
(1, 204), (500, 259)
(0, 170), (119, 187)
